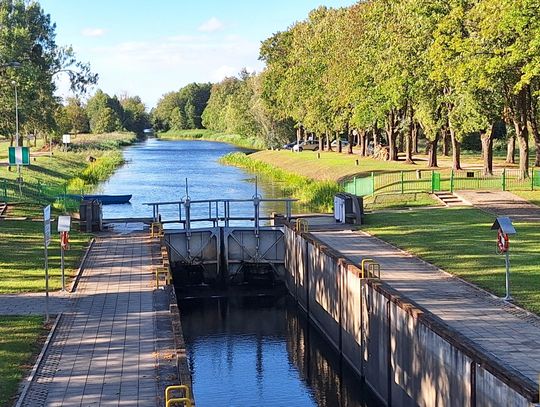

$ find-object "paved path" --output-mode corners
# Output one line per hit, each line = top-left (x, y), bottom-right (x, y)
(456, 190), (540, 222)
(20, 233), (161, 406)
(0, 292), (71, 315)
(312, 229), (540, 387)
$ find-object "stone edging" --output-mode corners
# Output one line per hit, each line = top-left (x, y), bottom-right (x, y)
(69, 237), (95, 293)
(14, 313), (63, 407)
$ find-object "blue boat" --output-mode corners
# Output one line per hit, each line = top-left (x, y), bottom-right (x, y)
(64, 194), (132, 205)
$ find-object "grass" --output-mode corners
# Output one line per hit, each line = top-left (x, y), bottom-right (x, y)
(158, 129), (266, 150)
(0, 203), (91, 293)
(364, 192), (439, 210)
(363, 207), (540, 314)
(512, 190), (540, 206)
(221, 152), (340, 212)
(0, 316), (44, 407)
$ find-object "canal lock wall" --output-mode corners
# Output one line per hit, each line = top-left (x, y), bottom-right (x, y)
(283, 225), (536, 407)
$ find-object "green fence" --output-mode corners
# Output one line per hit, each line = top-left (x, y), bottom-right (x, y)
(0, 178), (79, 210)
(342, 168), (538, 197)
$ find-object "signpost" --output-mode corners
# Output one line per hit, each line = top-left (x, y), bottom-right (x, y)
(58, 215), (71, 291)
(62, 134), (71, 151)
(491, 217), (517, 301)
(43, 205), (51, 323)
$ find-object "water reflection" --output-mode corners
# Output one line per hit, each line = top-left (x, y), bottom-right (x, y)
(179, 294), (379, 407)
(97, 139), (301, 222)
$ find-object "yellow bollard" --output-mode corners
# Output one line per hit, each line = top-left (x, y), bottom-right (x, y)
(165, 385), (191, 406)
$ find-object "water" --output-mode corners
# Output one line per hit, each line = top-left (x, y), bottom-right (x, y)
(97, 138), (290, 223)
(99, 139), (378, 406)
(179, 294), (378, 407)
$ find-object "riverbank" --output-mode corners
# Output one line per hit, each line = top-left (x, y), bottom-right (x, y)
(158, 129), (266, 150)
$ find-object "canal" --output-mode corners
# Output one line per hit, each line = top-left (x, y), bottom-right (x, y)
(98, 138), (379, 406)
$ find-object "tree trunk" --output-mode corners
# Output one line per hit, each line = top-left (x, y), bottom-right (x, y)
(506, 135), (515, 164)
(442, 129), (450, 156)
(427, 134), (439, 168)
(480, 125), (494, 176)
(326, 131), (332, 151)
(337, 131), (342, 153)
(412, 122), (419, 154)
(318, 134), (323, 151)
(449, 127), (462, 170)
(359, 130), (366, 156)
(373, 122), (379, 146)
(386, 111), (398, 161)
(405, 105), (415, 164)
(513, 89), (530, 178)
(347, 128), (353, 154)
(296, 126), (301, 146)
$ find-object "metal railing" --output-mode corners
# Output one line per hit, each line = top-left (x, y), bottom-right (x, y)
(144, 197), (296, 232)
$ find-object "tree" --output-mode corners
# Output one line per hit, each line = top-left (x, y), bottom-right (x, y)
(120, 95), (150, 134)
(63, 97), (89, 134)
(86, 90), (122, 133)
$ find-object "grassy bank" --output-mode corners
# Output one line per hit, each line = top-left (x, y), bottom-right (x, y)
(221, 152), (340, 212)
(0, 316), (44, 406)
(363, 208), (540, 314)
(158, 129), (266, 150)
(0, 203), (91, 293)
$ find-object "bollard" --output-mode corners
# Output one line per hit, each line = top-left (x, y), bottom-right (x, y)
(355, 159), (359, 166)
(317, 152), (320, 159)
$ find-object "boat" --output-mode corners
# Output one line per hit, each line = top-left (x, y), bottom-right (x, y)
(64, 194), (132, 205)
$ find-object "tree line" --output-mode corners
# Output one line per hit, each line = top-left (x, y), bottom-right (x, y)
(260, 0), (540, 176)
(175, 0), (539, 177)
(0, 0), (97, 145)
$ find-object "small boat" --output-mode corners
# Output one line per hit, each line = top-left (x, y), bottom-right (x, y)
(64, 194), (132, 205)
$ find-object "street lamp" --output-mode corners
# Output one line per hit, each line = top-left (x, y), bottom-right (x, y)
(11, 80), (19, 146)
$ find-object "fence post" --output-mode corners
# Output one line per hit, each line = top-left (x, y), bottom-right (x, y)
(431, 171), (434, 193)
(531, 168), (535, 191)
(450, 169), (454, 193)
(400, 171), (404, 194)
(371, 172), (375, 197)
(354, 176), (357, 195)
(1, 179), (6, 202)
(502, 169), (506, 191)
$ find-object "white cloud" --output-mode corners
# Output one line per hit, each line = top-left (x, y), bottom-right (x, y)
(81, 27), (107, 37)
(198, 17), (224, 33)
(54, 34), (264, 107)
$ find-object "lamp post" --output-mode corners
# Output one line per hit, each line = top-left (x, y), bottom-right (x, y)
(11, 80), (19, 146)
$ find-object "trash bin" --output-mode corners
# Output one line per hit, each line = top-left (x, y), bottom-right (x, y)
(79, 199), (103, 232)
(342, 193), (364, 225)
(334, 193), (346, 223)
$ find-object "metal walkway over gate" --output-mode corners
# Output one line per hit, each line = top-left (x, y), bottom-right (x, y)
(144, 197), (296, 285)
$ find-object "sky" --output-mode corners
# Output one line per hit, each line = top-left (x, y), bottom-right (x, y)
(39, 0), (358, 109)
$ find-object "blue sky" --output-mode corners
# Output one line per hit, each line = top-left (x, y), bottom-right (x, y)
(39, 0), (357, 109)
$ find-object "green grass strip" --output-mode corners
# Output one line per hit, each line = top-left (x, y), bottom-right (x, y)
(0, 316), (44, 406)
(220, 152), (340, 212)
(363, 207), (540, 314)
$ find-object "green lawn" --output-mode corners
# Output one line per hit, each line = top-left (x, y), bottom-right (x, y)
(512, 190), (540, 206)
(159, 129), (266, 149)
(363, 207), (540, 314)
(0, 204), (91, 293)
(0, 316), (44, 407)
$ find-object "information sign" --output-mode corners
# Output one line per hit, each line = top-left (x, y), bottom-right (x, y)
(8, 146), (30, 165)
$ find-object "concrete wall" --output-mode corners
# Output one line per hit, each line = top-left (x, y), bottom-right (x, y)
(284, 226), (538, 407)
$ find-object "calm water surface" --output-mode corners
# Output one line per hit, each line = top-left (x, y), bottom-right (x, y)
(98, 138), (290, 222)
(179, 295), (379, 407)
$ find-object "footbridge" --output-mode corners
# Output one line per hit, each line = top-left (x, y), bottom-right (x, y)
(144, 197), (295, 286)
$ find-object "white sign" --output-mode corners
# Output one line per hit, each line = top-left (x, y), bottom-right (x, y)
(58, 215), (71, 232)
(43, 205), (51, 247)
(62, 134), (71, 144)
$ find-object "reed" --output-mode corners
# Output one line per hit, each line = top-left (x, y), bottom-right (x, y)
(220, 152), (340, 212)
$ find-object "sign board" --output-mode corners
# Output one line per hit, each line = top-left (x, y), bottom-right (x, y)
(491, 217), (517, 235)
(62, 134), (71, 144)
(57, 215), (71, 232)
(8, 146), (30, 165)
(43, 205), (51, 247)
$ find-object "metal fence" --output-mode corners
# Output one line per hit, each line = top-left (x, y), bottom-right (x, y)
(342, 168), (539, 197)
(0, 178), (76, 209)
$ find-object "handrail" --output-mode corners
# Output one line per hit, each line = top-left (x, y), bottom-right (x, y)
(165, 385), (192, 406)
(361, 258), (381, 279)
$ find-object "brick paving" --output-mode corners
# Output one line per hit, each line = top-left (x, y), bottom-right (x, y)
(20, 233), (160, 406)
(312, 228), (540, 386)
(455, 190), (540, 222)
